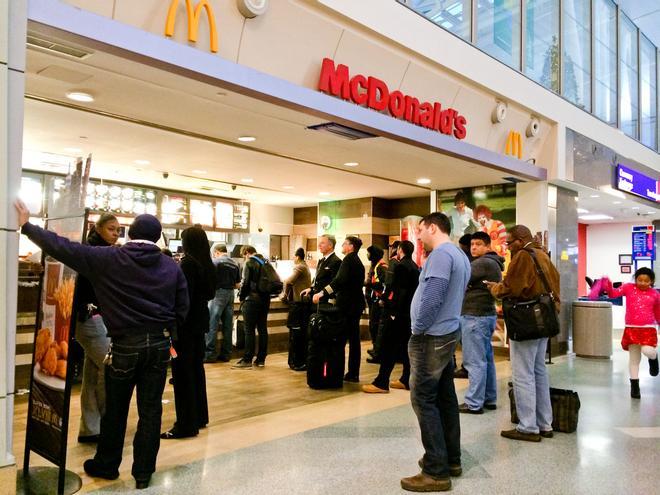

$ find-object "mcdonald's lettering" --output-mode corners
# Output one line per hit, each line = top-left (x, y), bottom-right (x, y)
(505, 131), (522, 159)
(165, 0), (218, 53)
(318, 58), (468, 140)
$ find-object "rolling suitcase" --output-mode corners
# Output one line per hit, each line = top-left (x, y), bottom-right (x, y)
(306, 305), (345, 389)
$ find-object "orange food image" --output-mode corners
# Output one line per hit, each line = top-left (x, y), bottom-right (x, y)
(55, 360), (67, 380)
(34, 328), (52, 363)
(59, 341), (68, 360)
(41, 347), (58, 376)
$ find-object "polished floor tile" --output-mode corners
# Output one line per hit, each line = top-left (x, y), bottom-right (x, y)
(88, 336), (658, 494)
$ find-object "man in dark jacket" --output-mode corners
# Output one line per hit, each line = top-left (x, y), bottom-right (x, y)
(14, 201), (188, 490)
(301, 234), (341, 303)
(363, 240), (419, 392)
(459, 232), (504, 414)
(233, 245), (271, 368)
(313, 236), (366, 382)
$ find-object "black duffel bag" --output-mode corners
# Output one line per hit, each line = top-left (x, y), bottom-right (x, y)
(509, 386), (580, 433)
(502, 249), (560, 341)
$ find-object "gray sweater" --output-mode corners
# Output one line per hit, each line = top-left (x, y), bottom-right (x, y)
(461, 252), (504, 316)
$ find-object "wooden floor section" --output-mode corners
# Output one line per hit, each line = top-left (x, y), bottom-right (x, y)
(13, 343), (510, 492)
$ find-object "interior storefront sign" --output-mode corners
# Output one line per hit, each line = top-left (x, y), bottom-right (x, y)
(318, 58), (468, 140)
(165, 0), (218, 53)
(616, 164), (660, 202)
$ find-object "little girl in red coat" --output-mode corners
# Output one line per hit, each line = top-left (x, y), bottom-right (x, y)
(604, 267), (660, 398)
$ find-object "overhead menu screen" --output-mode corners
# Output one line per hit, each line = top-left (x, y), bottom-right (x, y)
(632, 225), (655, 260)
(215, 201), (233, 229)
(233, 203), (249, 231)
(190, 199), (214, 227)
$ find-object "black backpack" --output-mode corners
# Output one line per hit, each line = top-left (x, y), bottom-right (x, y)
(252, 257), (284, 296)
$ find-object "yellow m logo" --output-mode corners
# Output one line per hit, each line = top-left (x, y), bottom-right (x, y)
(505, 131), (522, 159)
(165, 0), (218, 53)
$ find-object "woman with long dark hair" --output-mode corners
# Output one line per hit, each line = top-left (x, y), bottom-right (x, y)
(77, 213), (120, 443)
(161, 227), (215, 439)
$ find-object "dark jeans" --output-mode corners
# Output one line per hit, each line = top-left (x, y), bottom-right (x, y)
(171, 332), (209, 435)
(368, 300), (381, 348)
(95, 332), (170, 481)
(242, 296), (271, 362)
(409, 331), (461, 479)
(373, 313), (411, 390)
(344, 310), (363, 378)
(207, 288), (235, 360)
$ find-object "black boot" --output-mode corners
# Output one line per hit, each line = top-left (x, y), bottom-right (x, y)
(630, 379), (641, 399)
(649, 356), (659, 377)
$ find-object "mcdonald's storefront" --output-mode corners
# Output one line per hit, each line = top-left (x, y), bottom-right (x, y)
(0, 0), (587, 484)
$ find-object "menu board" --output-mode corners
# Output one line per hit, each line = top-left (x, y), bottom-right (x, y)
(233, 203), (249, 231)
(215, 201), (233, 229)
(632, 225), (655, 260)
(161, 194), (187, 225)
(85, 181), (157, 216)
(190, 199), (214, 226)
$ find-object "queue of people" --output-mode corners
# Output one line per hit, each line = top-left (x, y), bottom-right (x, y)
(18, 196), (658, 493)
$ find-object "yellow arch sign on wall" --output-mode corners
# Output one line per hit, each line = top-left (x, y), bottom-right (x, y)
(165, 0), (218, 53)
(505, 131), (522, 160)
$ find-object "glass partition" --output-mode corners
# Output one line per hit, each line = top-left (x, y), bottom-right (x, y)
(524, 0), (560, 92)
(561, 0), (591, 110)
(476, 0), (522, 69)
(619, 13), (639, 139)
(593, 0), (617, 125)
(640, 34), (657, 149)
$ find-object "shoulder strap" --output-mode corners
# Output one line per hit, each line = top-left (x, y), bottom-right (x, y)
(252, 256), (265, 266)
(525, 249), (555, 299)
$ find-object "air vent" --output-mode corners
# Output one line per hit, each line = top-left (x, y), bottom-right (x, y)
(307, 122), (377, 140)
(27, 33), (93, 59)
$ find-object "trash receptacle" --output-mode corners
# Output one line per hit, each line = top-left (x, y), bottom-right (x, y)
(572, 300), (613, 358)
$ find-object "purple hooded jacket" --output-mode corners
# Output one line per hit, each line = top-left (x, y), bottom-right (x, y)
(22, 222), (189, 338)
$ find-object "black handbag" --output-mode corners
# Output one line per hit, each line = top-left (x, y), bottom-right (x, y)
(508, 386), (580, 433)
(502, 249), (560, 341)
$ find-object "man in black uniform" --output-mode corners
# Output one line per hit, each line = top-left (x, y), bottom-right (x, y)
(313, 236), (366, 382)
(301, 234), (341, 303)
(363, 240), (419, 393)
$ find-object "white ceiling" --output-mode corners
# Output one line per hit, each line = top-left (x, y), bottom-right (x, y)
(22, 42), (520, 208)
(616, 1), (660, 48)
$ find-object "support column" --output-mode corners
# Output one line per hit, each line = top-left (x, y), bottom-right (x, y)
(0, 1), (27, 492)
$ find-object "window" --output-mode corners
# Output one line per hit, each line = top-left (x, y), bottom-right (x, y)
(639, 35), (657, 149)
(593, 0), (617, 125)
(561, 0), (590, 110)
(524, 0), (560, 92)
(619, 13), (639, 138)
(476, 0), (521, 69)
(402, 0), (472, 41)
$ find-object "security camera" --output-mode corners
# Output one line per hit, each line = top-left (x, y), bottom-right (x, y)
(162, 172), (169, 179)
(258, 227), (263, 233)
(231, 184), (237, 190)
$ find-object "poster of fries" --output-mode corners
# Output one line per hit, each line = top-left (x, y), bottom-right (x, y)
(26, 213), (88, 467)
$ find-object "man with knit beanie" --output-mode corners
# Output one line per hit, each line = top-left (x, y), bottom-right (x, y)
(15, 201), (189, 490)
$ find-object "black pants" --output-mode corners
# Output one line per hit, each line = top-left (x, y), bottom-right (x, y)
(368, 300), (381, 349)
(287, 302), (309, 368)
(95, 333), (170, 481)
(242, 296), (271, 362)
(171, 331), (209, 435)
(344, 310), (363, 378)
(373, 314), (411, 390)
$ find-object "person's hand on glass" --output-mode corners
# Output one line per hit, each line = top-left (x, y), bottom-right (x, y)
(14, 199), (30, 227)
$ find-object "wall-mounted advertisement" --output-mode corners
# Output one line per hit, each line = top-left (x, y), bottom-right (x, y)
(190, 199), (214, 227)
(161, 194), (188, 225)
(215, 201), (234, 229)
(437, 184), (516, 257)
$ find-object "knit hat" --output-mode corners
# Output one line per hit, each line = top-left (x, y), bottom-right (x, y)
(128, 214), (162, 242)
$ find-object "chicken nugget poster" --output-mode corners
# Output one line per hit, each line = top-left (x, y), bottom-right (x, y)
(25, 213), (88, 467)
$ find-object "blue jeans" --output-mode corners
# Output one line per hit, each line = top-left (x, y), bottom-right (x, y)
(509, 338), (553, 434)
(409, 331), (461, 478)
(95, 332), (170, 481)
(461, 315), (497, 409)
(207, 288), (235, 359)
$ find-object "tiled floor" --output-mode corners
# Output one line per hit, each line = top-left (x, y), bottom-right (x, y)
(81, 334), (658, 494)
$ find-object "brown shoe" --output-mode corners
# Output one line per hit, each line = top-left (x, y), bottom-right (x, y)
(540, 430), (554, 438)
(390, 380), (409, 390)
(362, 384), (389, 394)
(418, 459), (462, 477)
(500, 429), (541, 442)
(401, 472), (451, 492)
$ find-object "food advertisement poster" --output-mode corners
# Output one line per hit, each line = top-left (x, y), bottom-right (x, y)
(26, 214), (86, 466)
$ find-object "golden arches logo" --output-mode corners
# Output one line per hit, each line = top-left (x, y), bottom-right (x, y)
(165, 0), (218, 53)
(505, 131), (522, 159)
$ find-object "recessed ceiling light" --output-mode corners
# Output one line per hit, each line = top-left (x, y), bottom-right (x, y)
(282, 185), (294, 190)
(134, 160), (150, 166)
(417, 178), (432, 185)
(66, 91), (94, 103)
(64, 147), (82, 153)
(344, 162), (359, 167)
(577, 208), (589, 214)
(319, 191), (330, 196)
(612, 201), (622, 205)
(647, 211), (655, 215)
(192, 169), (207, 175)
(238, 136), (256, 142)
(241, 178), (254, 183)
(589, 194), (600, 198)
(632, 206), (640, 210)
